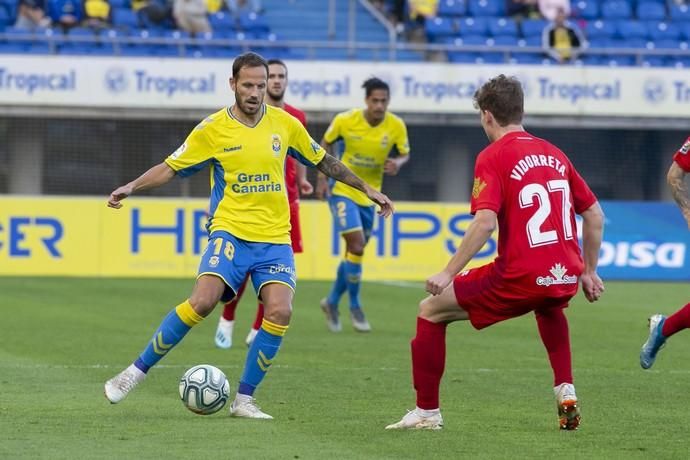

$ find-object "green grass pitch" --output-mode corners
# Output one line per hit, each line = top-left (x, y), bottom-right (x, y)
(1, 277), (689, 459)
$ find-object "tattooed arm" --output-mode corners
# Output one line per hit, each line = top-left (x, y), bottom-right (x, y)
(315, 154), (394, 217)
(668, 161), (690, 229)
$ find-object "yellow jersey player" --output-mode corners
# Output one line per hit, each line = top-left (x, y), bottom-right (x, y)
(316, 77), (410, 333)
(103, 52), (394, 419)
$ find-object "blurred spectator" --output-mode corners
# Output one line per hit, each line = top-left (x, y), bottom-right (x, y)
(506, 0), (540, 19)
(205, 0), (223, 14)
(82, 0), (110, 28)
(227, 0), (262, 16)
(542, 7), (584, 62)
(48, 0), (83, 29)
(133, 0), (173, 27)
(173, 0), (210, 34)
(408, 0), (438, 19)
(539, 0), (570, 21)
(14, 0), (52, 29)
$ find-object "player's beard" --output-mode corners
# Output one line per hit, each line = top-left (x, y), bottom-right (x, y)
(237, 93), (263, 116)
(267, 87), (285, 104)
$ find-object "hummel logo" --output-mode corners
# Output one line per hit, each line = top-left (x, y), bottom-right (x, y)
(224, 145), (242, 152)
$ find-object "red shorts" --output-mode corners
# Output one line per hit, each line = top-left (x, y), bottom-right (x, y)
(289, 200), (303, 253)
(453, 263), (575, 330)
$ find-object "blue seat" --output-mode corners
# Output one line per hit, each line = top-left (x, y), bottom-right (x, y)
(0, 42), (27, 53)
(477, 52), (506, 63)
(468, 0), (503, 16)
(608, 37), (649, 48)
(488, 17), (517, 37)
(601, 0), (632, 19)
(585, 20), (616, 39)
(460, 34), (489, 46)
(25, 42), (52, 54)
(579, 54), (604, 66)
(447, 51), (480, 63)
(509, 53), (548, 65)
(209, 12), (235, 30)
(615, 20), (647, 40)
(437, 0), (466, 16)
(108, 0), (128, 8)
(669, 4), (690, 21)
(648, 22), (681, 41)
(587, 37), (612, 48)
(654, 38), (683, 49)
(111, 8), (138, 28)
(641, 55), (666, 67)
(426, 16), (456, 39)
(572, 0), (599, 20)
(238, 12), (269, 33)
(520, 19), (547, 38)
(521, 35), (541, 46)
(395, 49), (425, 61)
(678, 22), (690, 40)
(603, 55), (636, 66)
(492, 35), (519, 46)
(637, 2), (666, 21)
(457, 16), (488, 36)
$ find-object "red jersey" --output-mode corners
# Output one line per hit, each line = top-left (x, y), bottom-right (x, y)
(672, 136), (690, 172)
(471, 131), (597, 296)
(283, 103), (307, 203)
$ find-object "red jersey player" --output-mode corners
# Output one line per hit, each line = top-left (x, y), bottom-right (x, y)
(640, 136), (690, 369)
(386, 75), (605, 431)
(214, 58), (313, 349)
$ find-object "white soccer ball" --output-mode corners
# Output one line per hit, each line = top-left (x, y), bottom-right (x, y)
(179, 364), (230, 415)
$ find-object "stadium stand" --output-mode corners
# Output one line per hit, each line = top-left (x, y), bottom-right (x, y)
(0, 0), (688, 65)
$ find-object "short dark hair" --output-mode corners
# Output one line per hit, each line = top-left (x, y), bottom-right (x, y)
(362, 77), (389, 98)
(232, 52), (268, 79)
(473, 74), (524, 126)
(267, 58), (287, 70)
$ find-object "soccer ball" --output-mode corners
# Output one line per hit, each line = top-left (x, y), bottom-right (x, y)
(179, 364), (230, 415)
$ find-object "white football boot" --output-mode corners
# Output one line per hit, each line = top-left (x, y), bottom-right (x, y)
(554, 383), (580, 430)
(385, 408), (444, 430)
(104, 364), (146, 404)
(229, 394), (274, 419)
(320, 298), (342, 332)
(214, 318), (234, 349)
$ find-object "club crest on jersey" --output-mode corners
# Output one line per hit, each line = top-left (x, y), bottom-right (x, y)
(381, 135), (389, 147)
(680, 140), (690, 155)
(472, 177), (487, 198)
(536, 263), (578, 286)
(271, 134), (282, 155)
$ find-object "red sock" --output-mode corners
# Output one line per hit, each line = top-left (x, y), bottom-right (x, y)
(252, 303), (264, 330)
(662, 303), (690, 338)
(535, 308), (573, 386)
(221, 278), (248, 321)
(411, 317), (447, 410)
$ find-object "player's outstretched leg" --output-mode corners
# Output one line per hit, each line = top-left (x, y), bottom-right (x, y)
(386, 316), (447, 430)
(245, 302), (264, 346)
(322, 261), (346, 332)
(554, 383), (580, 431)
(640, 314), (668, 369)
(344, 253), (370, 332)
(105, 300), (203, 403)
(215, 277), (249, 349)
(535, 307), (578, 430)
(641, 303), (690, 369)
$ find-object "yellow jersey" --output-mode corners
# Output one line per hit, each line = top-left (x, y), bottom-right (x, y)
(324, 108), (409, 206)
(165, 105), (326, 244)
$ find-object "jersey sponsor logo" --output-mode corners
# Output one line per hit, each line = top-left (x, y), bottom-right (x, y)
(170, 142), (187, 160)
(231, 172), (283, 194)
(310, 140), (321, 154)
(680, 140), (690, 155)
(536, 263), (578, 286)
(472, 177), (487, 199)
(223, 145), (242, 152)
(209, 256), (220, 267)
(271, 134), (282, 154)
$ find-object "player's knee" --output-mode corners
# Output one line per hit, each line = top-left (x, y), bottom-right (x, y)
(263, 302), (292, 325)
(188, 294), (218, 317)
(418, 297), (434, 318)
(346, 242), (365, 255)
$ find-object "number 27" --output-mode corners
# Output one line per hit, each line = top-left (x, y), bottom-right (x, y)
(519, 180), (573, 248)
